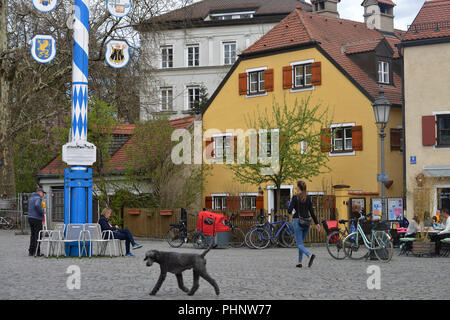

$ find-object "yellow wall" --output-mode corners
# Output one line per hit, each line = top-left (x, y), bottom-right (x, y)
(203, 47), (403, 217)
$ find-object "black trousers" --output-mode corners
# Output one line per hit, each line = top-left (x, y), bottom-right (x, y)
(28, 217), (43, 256)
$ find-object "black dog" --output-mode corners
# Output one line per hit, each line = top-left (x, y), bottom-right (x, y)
(144, 246), (220, 296)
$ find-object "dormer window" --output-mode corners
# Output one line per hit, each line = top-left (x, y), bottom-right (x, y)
(378, 60), (390, 84)
(209, 11), (255, 21)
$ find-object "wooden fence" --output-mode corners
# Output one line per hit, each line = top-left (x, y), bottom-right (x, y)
(124, 196), (336, 243)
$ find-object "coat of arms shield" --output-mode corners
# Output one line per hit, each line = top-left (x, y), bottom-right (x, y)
(107, 0), (133, 18)
(32, 0), (58, 12)
(105, 39), (130, 68)
(31, 35), (56, 64)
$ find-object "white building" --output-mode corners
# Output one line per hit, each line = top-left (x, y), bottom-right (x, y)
(136, 0), (312, 120)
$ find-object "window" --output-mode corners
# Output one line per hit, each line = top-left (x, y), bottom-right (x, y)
(241, 196), (256, 210)
(51, 187), (64, 222)
(187, 86), (200, 110)
(213, 134), (232, 160)
(390, 128), (403, 151)
(437, 114), (450, 146)
(378, 60), (389, 84)
(161, 46), (173, 68)
(223, 42), (236, 65)
(187, 45), (199, 67)
(213, 196), (227, 210)
(160, 87), (173, 111)
(293, 63), (312, 88)
(332, 126), (353, 152)
(248, 70), (265, 94)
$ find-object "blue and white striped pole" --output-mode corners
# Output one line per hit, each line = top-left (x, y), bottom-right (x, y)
(63, 0), (93, 256)
(72, 0), (89, 142)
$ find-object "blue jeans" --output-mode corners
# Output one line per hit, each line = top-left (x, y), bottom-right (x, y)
(113, 229), (136, 254)
(293, 218), (311, 263)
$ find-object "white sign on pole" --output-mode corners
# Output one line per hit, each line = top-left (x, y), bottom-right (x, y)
(31, 35), (56, 64)
(62, 141), (97, 166)
(33, 0), (58, 12)
(107, 0), (133, 18)
(105, 39), (130, 69)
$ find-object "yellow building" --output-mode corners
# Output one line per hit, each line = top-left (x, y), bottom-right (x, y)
(201, 4), (404, 221)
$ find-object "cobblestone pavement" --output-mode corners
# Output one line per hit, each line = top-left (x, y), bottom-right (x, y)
(0, 230), (448, 300)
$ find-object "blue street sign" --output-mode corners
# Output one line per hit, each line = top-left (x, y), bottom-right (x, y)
(410, 156), (416, 165)
(377, 173), (388, 182)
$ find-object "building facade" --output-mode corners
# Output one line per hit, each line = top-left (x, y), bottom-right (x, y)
(136, 0), (312, 120)
(401, 0), (450, 218)
(201, 1), (405, 220)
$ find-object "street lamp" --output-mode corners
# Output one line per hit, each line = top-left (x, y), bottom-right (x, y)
(372, 87), (391, 220)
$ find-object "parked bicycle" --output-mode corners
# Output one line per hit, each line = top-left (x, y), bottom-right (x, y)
(244, 212), (266, 248)
(226, 214), (246, 248)
(248, 214), (296, 249)
(0, 216), (14, 230)
(342, 211), (393, 262)
(323, 219), (352, 260)
(166, 213), (208, 249)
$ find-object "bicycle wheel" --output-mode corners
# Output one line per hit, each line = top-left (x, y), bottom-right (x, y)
(343, 232), (370, 260)
(326, 230), (347, 260)
(229, 227), (245, 248)
(373, 231), (394, 262)
(244, 227), (256, 248)
(281, 223), (296, 248)
(249, 227), (271, 249)
(166, 227), (184, 248)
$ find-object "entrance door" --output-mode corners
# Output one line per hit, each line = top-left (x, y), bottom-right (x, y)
(268, 185), (293, 218)
(438, 188), (450, 211)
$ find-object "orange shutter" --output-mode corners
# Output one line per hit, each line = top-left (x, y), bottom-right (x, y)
(205, 196), (213, 209)
(264, 69), (274, 92)
(256, 196), (264, 210)
(320, 128), (331, 152)
(311, 62), (322, 86)
(239, 73), (247, 95)
(422, 115), (436, 146)
(282, 66), (292, 89)
(205, 138), (215, 159)
(352, 126), (363, 151)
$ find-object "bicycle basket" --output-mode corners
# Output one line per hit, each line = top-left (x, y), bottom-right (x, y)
(372, 220), (390, 231)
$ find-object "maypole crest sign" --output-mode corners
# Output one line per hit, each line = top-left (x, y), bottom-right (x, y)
(105, 39), (130, 68)
(33, 0), (58, 12)
(107, 0), (133, 18)
(31, 35), (56, 63)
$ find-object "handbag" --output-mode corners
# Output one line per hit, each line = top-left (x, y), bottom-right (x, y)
(297, 195), (311, 228)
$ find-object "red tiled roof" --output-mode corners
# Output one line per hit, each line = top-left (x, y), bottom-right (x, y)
(344, 40), (381, 55)
(38, 117), (195, 176)
(403, 0), (450, 42)
(242, 8), (402, 105)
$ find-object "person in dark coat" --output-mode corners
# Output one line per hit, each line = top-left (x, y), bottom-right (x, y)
(98, 208), (142, 256)
(27, 188), (45, 256)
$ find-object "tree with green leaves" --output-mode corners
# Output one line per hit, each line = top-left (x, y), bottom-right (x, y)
(227, 96), (332, 213)
(125, 118), (205, 211)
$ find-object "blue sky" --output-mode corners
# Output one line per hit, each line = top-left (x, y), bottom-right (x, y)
(306, 0), (426, 31)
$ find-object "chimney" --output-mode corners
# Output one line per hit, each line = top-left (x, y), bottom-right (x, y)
(362, 0), (395, 33)
(311, 0), (340, 18)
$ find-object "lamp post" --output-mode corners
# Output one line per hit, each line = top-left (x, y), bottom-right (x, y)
(372, 87), (391, 220)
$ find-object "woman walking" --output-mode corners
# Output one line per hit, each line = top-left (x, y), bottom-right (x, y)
(288, 181), (321, 268)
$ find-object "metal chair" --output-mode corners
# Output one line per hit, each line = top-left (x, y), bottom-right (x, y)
(102, 230), (124, 257)
(48, 223), (66, 257)
(84, 223), (114, 257)
(54, 224), (88, 258)
(35, 229), (52, 257)
(440, 238), (450, 257)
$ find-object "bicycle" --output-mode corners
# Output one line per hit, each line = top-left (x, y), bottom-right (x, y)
(226, 214), (246, 248)
(248, 214), (296, 249)
(342, 211), (394, 262)
(244, 213), (266, 249)
(166, 213), (208, 249)
(0, 216), (14, 230)
(323, 219), (352, 260)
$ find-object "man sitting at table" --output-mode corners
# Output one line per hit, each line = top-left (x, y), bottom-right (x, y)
(433, 208), (450, 255)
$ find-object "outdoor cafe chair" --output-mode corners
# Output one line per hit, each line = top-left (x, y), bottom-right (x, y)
(48, 223), (66, 257)
(101, 229), (124, 257)
(84, 223), (115, 257)
(52, 223), (89, 258)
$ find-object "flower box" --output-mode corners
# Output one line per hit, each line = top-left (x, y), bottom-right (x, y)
(239, 211), (255, 217)
(412, 241), (435, 257)
(159, 209), (173, 216)
(127, 209), (140, 215)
